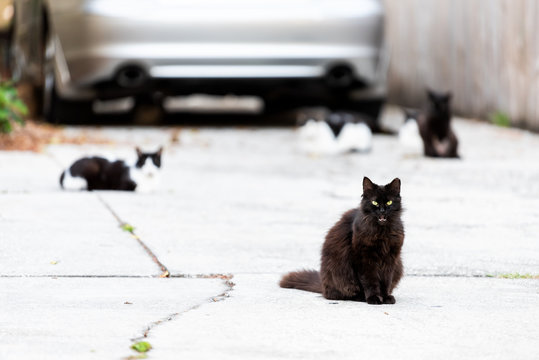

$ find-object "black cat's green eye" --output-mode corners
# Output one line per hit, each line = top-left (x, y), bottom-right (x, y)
(371, 201), (378, 206)
(386, 200), (393, 206)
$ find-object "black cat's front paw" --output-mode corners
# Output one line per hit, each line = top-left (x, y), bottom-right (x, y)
(366, 295), (383, 305)
(383, 295), (396, 304)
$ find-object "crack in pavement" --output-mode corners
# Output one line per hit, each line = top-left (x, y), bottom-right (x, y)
(96, 194), (170, 278)
(0, 275), (158, 278)
(405, 273), (513, 278)
(130, 274), (236, 343)
(3, 273), (530, 279)
(93, 195), (237, 357)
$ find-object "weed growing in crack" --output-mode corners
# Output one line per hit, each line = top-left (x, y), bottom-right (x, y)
(121, 223), (135, 233)
(131, 341), (152, 353)
(125, 272), (236, 358)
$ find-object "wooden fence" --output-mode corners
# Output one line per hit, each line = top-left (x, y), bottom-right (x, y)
(385, 0), (539, 130)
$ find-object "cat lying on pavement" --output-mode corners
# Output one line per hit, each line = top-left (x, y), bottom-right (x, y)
(297, 108), (373, 155)
(59, 147), (163, 192)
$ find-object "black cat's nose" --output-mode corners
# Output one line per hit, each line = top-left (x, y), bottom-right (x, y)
(380, 208), (386, 213)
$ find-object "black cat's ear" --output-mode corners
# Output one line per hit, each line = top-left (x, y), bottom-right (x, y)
(444, 92), (453, 102)
(135, 147), (142, 157)
(156, 146), (163, 157)
(386, 178), (401, 195)
(363, 177), (376, 194)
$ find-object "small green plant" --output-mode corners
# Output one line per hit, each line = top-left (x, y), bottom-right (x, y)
(121, 223), (135, 233)
(0, 82), (28, 133)
(131, 341), (152, 353)
(489, 111), (511, 128)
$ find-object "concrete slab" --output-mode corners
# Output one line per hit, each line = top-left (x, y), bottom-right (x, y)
(0, 193), (157, 276)
(0, 151), (61, 193)
(0, 277), (224, 360)
(2, 112), (539, 359)
(99, 189), (332, 275)
(98, 122), (539, 276)
(148, 274), (539, 360)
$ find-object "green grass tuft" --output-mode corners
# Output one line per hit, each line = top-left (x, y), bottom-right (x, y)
(0, 82), (28, 134)
(121, 223), (135, 233)
(489, 111), (511, 127)
(131, 341), (152, 353)
(495, 273), (539, 279)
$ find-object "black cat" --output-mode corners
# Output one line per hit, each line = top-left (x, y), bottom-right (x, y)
(418, 89), (459, 158)
(280, 177), (404, 304)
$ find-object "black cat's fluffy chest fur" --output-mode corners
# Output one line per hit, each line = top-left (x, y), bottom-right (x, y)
(280, 177), (405, 305)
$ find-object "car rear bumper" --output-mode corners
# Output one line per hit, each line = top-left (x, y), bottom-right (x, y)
(48, 0), (385, 100)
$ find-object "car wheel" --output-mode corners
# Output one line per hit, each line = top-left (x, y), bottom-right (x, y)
(41, 29), (56, 121)
(41, 30), (92, 124)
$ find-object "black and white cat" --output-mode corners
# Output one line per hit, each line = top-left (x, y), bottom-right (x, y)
(59, 147), (163, 192)
(297, 107), (336, 155)
(297, 108), (373, 155)
(327, 111), (373, 153)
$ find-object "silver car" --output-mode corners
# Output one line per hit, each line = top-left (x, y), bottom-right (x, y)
(12, 0), (386, 122)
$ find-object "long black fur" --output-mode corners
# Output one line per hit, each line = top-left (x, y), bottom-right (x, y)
(281, 177), (405, 304)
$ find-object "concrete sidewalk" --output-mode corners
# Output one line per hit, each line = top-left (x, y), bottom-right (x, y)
(1, 112), (538, 359)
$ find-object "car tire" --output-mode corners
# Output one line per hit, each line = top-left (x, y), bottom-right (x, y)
(353, 98), (385, 123)
(40, 29), (92, 124)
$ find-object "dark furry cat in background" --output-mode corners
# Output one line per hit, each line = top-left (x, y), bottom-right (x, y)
(418, 89), (459, 158)
(280, 177), (404, 304)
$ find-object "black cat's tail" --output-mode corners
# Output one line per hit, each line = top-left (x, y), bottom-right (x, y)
(280, 269), (322, 293)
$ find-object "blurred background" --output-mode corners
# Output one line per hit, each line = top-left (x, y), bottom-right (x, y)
(386, 0), (539, 131)
(0, 0), (538, 130)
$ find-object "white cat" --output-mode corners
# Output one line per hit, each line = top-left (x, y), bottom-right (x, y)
(297, 118), (339, 155)
(398, 110), (423, 156)
(336, 122), (373, 153)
